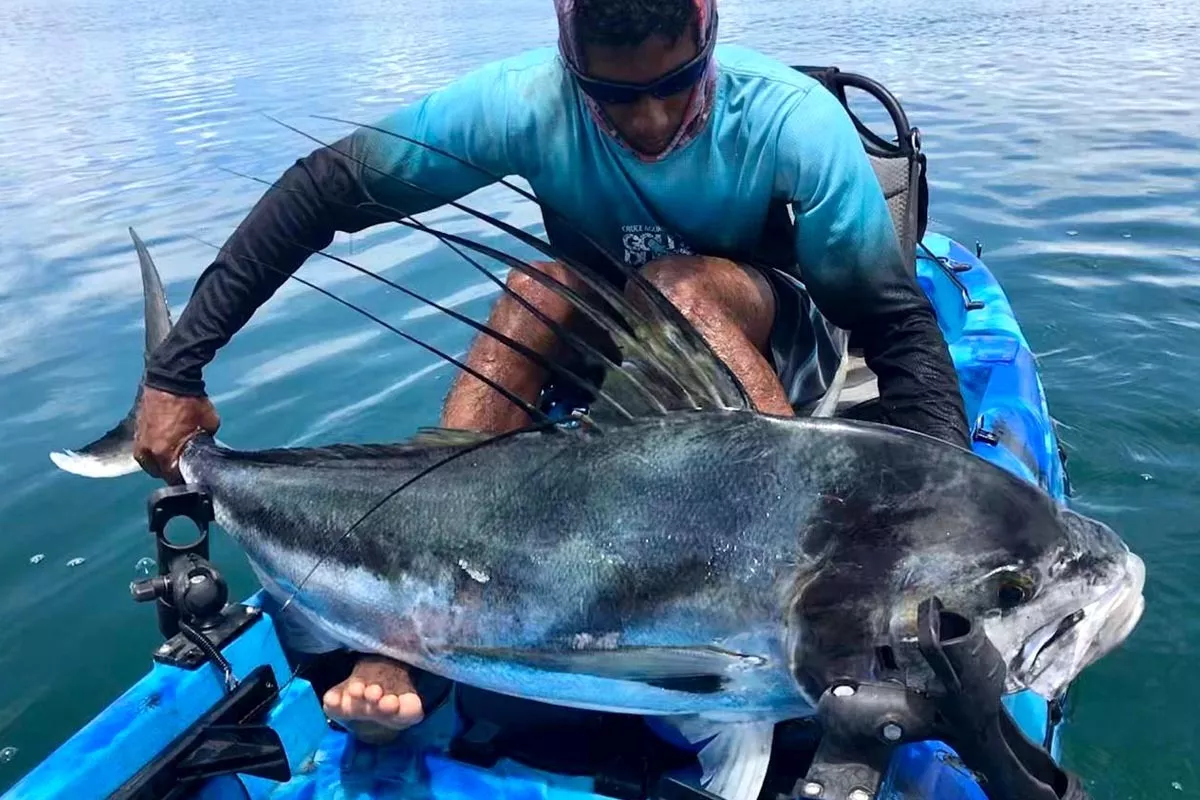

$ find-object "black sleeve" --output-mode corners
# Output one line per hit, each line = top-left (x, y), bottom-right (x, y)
(780, 86), (970, 449)
(143, 137), (389, 397)
(144, 53), (526, 397)
(850, 287), (971, 448)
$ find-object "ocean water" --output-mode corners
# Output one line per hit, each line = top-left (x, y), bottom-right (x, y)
(0, 0), (1197, 796)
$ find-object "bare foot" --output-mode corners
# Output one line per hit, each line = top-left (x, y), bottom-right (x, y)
(322, 655), (425, 743)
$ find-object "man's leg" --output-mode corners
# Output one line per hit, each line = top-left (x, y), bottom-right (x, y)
(439, 253), (793, 427)
(322, 260), (582, 740)
(442, 260), (584, 432)
(635, 254), (794, 416)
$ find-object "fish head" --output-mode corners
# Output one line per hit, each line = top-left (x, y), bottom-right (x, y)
(785, 442), (1145, 706)
(965, 507), (1146, 699)
(872, 503), (1145, 702)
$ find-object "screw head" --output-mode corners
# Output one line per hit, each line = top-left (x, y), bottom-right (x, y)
(882, 722), (904, 742)
(832, 684), (856, 697)
(156, 643), (171, 655)
(802, 781), (823, 797)
(848, 790), (873, 800)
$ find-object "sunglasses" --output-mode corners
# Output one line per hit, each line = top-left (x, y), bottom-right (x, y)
(568, 19), (717, 105)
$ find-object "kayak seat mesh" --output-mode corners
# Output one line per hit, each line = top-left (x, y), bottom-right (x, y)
(794, 65), (929, 276)
(868, 152), (919, 272)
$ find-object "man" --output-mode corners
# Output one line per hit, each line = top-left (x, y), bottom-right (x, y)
(134, 0), (969, 743)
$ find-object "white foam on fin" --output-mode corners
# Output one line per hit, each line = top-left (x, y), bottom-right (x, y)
(671, 715), (775, 800)
(48, 449), (141, 478)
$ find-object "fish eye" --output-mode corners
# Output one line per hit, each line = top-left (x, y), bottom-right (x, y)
(996, 573), (1033, 610)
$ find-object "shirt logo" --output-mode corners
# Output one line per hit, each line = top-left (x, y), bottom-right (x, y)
(621, 224), (694, 267)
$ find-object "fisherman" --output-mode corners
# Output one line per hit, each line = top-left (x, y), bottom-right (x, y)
(131, 0), (970, 743)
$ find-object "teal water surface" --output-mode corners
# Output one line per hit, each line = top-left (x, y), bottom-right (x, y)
(1, 0), (1198, 797)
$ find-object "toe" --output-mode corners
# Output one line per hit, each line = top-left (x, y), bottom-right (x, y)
(377, 693), (401, 715)
(341, 692), (369, 720)
(323, 656), (428, 735)
(396, 693), (424, 724)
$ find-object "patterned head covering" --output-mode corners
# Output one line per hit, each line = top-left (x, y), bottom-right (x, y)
(552, 0), (719, 162)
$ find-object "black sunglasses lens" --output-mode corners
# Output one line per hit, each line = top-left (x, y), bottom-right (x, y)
(579, 80), (643, 104)
(573, 38), (712, 105)
(650, 58), (707, 98)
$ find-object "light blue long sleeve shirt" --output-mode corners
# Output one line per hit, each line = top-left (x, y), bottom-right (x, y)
(149, 43), (969, 444)
(356, 44), (908, 330)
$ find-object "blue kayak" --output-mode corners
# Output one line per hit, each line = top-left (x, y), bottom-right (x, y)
(2, 232), (1072, 800)
(3, 67), (1078, 800)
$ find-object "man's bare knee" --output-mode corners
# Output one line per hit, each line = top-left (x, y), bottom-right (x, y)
(505, 260), (566, 298)
(637, 255), (715, 317)
(634, 255), (775, 348)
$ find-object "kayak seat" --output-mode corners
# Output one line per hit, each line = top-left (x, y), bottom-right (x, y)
(793, 65), (929, 278)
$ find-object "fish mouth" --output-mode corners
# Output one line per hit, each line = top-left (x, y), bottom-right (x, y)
(1019, 551), (1146, 699)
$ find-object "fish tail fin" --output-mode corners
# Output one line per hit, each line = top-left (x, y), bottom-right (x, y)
(665, 715), (776, 800)
(49, 227), (173, 479)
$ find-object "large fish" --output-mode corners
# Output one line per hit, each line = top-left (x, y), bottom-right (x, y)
(51, 230), (1145, 800)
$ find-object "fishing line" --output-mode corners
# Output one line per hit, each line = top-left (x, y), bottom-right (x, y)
(178, 237), (576, 717)
(278, 416), (565, 616)
(221, 118), (717, 708)
(235, 417), (570, 724)
(183, 202), (603, 715)
(208, 110), (749, 722)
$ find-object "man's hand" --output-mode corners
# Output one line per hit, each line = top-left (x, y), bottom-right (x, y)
(133, 386), (221, 483)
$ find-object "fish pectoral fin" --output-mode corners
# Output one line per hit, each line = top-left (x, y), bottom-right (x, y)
(452, 645), (766, 694)
(668, 715), (776, 800)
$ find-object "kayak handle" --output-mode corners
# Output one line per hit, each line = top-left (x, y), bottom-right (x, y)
(919, 241), (985, 311)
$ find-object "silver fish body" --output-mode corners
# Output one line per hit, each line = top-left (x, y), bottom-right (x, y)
(175, 407), (1143, 718)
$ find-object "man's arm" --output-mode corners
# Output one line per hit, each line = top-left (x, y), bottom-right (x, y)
(135, 59), (535, 479)
(144, 138), (391, 397)
(146, 61), (531, 397)
(778, 84), (970, 447)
